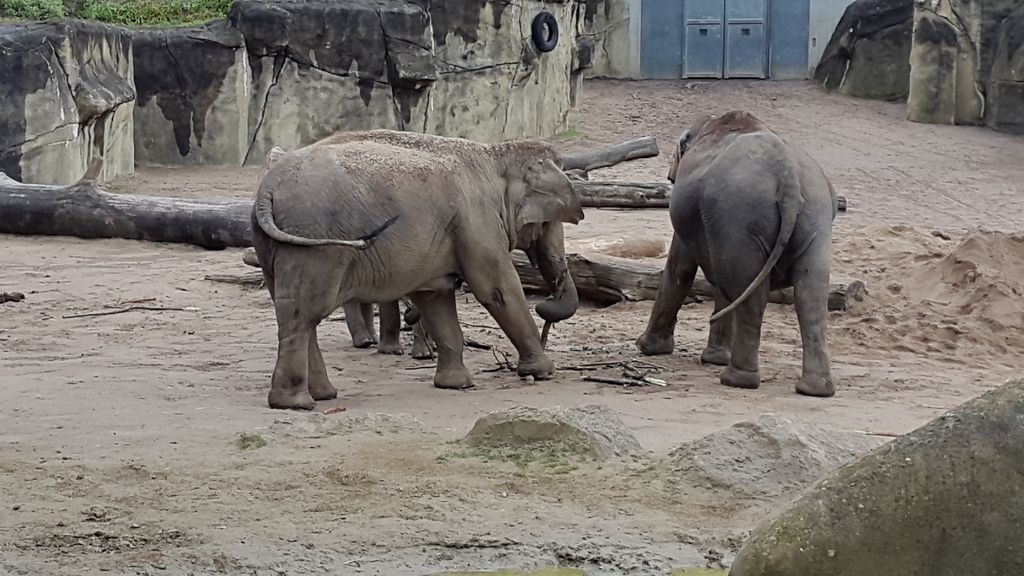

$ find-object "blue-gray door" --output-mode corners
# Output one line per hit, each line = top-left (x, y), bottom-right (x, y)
(684, 0), (725, 78)
(724, 0), (767, 77)
(680, 0), (768, 79)
(640, 0), (685, 78)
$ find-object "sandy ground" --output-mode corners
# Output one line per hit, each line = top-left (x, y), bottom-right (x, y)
(2, 79), (1023, 575)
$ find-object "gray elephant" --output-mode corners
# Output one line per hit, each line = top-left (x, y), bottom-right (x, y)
(343, 299), (435, 359)
(251, 129), (583, 410)
(636, 111), (838, 397)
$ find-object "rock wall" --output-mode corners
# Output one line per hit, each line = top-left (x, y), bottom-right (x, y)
(0, 21), (134, 185)
(2, 0), (591, 179)
(576, 0), (633, 79)
(907, 0), (1024, 133)
(134, 0), (586, 167)
(812, 0), (914, 102)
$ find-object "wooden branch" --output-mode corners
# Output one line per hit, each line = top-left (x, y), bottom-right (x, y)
(560, 137), (660, 172)
(511, 251), (857, 311)
(0, 158), (252, 249)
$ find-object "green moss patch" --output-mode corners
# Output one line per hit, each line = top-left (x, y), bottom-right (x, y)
(235, 432), (266, 451)
(428, 568), (586, 576)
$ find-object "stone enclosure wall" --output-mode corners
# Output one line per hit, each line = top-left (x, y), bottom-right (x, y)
(813, 0), (1024, 135)
(2, 0), (614, 185)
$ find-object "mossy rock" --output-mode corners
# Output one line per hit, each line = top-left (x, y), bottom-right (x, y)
(729, 378), (1024, 576)
(462, 404), (646, 461)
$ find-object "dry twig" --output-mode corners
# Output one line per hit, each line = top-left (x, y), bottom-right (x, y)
(63, 306), (198, 319)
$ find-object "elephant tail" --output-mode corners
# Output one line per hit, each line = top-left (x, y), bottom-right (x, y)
(710, 157), (805, 323)
(253, 175), (397, 249)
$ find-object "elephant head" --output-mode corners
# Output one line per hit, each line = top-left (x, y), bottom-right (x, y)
(495, 142), (584, 324)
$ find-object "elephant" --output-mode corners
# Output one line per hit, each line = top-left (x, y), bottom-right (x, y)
(251, 129), (584, 410)
(635, 111), (838, 398)
(342, 299), (435, 359)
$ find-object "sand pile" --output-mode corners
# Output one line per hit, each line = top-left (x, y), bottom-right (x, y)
(837, 227), (1024, 359)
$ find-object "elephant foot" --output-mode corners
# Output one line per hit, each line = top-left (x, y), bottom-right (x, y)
(720, 365), (760, 390)
(700, 346), (731, 366)
(796, 374), (835, 398)
(434, 366), (474, 390)
(377, 341), (404, 355)
(268, 387), (316, 411)
(411, 345), (435, 360)
(351, 334), (377, 349)
(516, 354), (556, 380)
(308, 379), (338, 401)
(636, 332), (674, 356)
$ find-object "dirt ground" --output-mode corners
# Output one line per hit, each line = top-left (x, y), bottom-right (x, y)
(2, 79), (1024, 576)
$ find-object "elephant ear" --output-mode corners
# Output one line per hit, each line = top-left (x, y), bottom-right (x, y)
(514, 159), (584, 228)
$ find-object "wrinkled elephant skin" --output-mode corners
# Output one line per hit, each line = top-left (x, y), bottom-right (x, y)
(251, 130), (584, 410)
(636, 111), (838, 397)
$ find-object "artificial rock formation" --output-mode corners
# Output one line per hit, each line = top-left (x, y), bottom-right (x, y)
(133, 0), (586, 167)
(986, 5), (1024, 133)
(2, 1), (595, 178)
(813, 0), (914, 102)
(0, 20), (135, 185)
(729, 378), (1024, 576)
(907, 0), (1024, 132)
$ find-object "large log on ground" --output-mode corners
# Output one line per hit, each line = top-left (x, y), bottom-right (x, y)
(238, 248), (860, 311)
(574, 180), (848, 211)
(0, 160), (252, 249)
(510, 252), (858, 311)
(559, 137), (660, 172)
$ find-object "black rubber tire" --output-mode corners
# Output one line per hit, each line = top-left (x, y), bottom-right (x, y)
(531, 11), (559, 53)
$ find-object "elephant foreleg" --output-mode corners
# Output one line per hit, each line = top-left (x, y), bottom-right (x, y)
(377, 300), (404, 355)
(792, 255), (835, 397)
(700, 287), (733, 366)
(344, 302), (378, 349)
(637, 235), (697, 356)
(411, 321), (435, 359)
(411, 290), (472, 389)
(462, 255), (554, 379)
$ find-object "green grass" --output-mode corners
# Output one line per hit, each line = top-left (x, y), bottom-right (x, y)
(425, 565), (585, 569)
(436, 440), (592, 474)
(1, 0), (63, 20)
(671, 569), (729, 576)
(553, 127), (581, 140)
(235, 432), (267, 451)
(1, 0), (233, 26)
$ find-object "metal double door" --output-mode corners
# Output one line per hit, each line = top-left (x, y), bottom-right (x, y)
(684, 0), (767, 78)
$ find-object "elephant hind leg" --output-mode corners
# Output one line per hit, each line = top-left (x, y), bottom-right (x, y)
(718, 281), (769, 390)
(307, 325), (337, 401)
(268, 258), (343, 410)
(637, 235), (698, 356)
(700, 287), (733, 366)
(792, 254), (835, 397)
(411, 290), (472, 389)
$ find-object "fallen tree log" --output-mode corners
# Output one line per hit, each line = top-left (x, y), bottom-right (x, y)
(510, 252), (860, 311)
(560, 137), (660, 172)
(572, 180), (848, 212)
(239, 248), (860, 312)
(0, 159), (252, 249)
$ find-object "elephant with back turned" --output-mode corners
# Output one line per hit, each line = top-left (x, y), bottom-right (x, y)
(636, 111), (838, 397)
(252, 129), (583, 410)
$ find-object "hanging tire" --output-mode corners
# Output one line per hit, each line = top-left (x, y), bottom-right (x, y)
(531, 11), (559, 53)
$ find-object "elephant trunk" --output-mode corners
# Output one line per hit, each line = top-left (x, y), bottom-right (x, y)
(530, 223), (579, 323)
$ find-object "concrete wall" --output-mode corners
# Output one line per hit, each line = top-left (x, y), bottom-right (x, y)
(808, 0), (856, 74)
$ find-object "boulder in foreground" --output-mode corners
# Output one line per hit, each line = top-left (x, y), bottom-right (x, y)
(463, 405), (646, 460)
(730, 378), (1024, 576)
